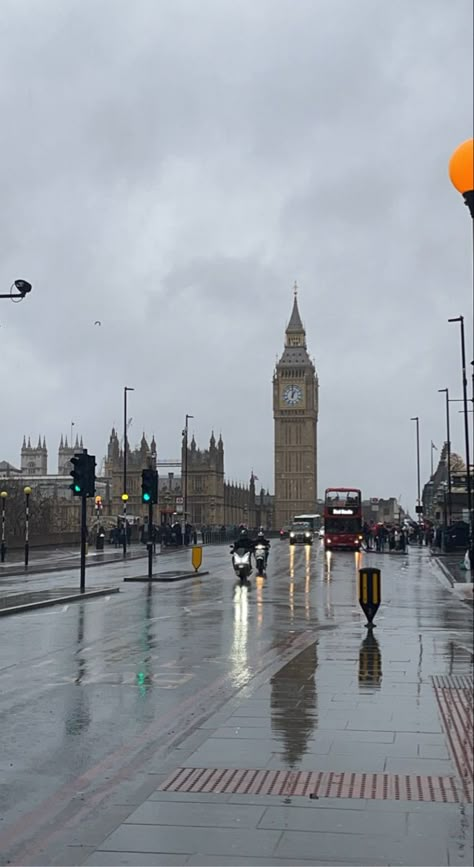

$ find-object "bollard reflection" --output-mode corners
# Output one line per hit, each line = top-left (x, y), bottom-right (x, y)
(358, 630), (382, 690)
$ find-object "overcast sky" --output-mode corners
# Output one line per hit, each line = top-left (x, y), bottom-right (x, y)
(1, 0), (473, 512)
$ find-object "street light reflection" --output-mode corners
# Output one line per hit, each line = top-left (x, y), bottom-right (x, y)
(304, 545), (311, 618)
(256, 574), (264, 627)
(324, 550), (332, 581)
(231, 583), (251, 687)
(289, 577), (294, 620)
(289, 545), (295, 578)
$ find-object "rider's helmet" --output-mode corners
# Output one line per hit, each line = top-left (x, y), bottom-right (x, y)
(257, 529), (265, 539)
(240, 527), (248, 538)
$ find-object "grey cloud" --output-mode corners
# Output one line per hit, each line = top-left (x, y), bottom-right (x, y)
(0, 0), (472, 508)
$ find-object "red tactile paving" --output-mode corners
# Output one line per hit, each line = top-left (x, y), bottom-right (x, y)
(432, 675), (473, 802)
(160, 768), (465, 803)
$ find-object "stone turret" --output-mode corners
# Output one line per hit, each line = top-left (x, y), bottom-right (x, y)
(21, 435), (48, 475)
(58, 434), (84, 475)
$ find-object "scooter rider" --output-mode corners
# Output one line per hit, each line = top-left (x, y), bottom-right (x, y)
(231, 526), (255, 556)
(256, 527), (271, 564)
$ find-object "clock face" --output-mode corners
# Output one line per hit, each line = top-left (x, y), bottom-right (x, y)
(283, 384), (303, 406)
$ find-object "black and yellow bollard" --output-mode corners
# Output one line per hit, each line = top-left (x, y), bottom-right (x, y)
(358, 567), (381, 628)
(191, 545), (203, 573)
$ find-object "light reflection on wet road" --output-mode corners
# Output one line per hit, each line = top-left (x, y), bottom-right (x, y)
(0, 540), (472, 865)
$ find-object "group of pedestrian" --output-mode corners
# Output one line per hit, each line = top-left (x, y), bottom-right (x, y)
(109, 523), (131, 547)
(140, 522), (198, 547)
(363, 522), (407, 553)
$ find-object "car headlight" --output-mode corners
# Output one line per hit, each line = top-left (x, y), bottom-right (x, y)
(305, 533), (311, 538)
(290, 533), (295, 538)
(326, 539), (332, 544)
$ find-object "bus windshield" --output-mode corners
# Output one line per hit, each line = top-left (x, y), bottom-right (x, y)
(294, 514), (321, 532)
(325, 516), (361, 534)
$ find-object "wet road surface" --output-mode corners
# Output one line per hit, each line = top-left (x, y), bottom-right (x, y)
(0, 542), (472, 866)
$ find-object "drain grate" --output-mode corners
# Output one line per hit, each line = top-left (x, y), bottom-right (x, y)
(160, 767), (465, 803)
(432, 675), (473, 802)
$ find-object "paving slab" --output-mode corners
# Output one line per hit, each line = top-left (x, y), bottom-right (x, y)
(97, 824), (283, 857)
(123, 800), (266, 828)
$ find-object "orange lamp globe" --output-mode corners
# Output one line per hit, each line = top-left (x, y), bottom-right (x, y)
(449, 139), (474, 194)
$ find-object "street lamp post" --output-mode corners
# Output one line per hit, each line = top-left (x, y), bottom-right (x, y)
(123, 386), (134, 556)
(448, 316), (473, 558)
(0, 491), (7, 562)
(438, 389), (452, 524)
(449, 139), (474, 364)
(410, 417), (422, 536)
(24, 486), (32, 567)
(182, 414), (194, 538)
(0, 279), (32, 300)
(449, 139), (474, 560)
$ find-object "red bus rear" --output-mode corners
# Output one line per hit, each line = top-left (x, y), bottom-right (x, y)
(324, 488), (363, 551)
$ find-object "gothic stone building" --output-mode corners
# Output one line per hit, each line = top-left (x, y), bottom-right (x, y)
(183, 433), (269, 528)
(104, 428), (157, 520)
(273, 289), (319, 528)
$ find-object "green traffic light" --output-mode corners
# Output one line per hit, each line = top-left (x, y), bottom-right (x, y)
(74, 484), (82, 493)
(143, 493), (151, 502)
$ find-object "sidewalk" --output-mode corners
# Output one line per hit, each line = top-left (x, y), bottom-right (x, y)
(432, 550), (474, 603)
(81, 589), (473, 866)
(0, 543), (148, 577)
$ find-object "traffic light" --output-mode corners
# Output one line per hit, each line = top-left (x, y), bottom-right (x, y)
(142, 468), (158, 504)
(69, 452), (96, 498)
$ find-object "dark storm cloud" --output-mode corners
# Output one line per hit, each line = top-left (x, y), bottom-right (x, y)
(0, 0), (472, 507)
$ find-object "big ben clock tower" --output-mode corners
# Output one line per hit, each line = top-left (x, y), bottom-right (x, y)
(273, 285), (319, 529)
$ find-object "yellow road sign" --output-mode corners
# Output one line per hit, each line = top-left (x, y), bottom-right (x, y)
(191, 545), (203, 572)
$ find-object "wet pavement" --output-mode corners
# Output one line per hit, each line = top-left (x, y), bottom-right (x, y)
(0, 543), (148, 577)
(0, 542), (472, 866)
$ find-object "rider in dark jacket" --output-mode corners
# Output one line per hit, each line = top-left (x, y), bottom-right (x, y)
(231, 527), (255, 555)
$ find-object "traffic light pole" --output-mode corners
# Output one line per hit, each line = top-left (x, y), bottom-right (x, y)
(80, 493), (87, 593)
(147, 499), (153, 579)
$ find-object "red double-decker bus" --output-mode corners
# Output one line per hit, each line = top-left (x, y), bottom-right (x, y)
(324, 488), (363, 550)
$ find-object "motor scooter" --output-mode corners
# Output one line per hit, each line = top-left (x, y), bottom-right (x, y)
(231, 545), (253, 583)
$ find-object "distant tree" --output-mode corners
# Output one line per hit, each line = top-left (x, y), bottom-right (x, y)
(0, 480), (61, 540)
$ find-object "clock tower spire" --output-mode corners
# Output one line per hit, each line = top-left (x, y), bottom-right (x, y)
(273, 286), (319, 529)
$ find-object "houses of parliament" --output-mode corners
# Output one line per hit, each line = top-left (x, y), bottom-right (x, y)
(1, 291), (319, 531)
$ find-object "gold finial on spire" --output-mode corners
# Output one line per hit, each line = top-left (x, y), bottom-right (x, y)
(293, 280), (298, 297)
